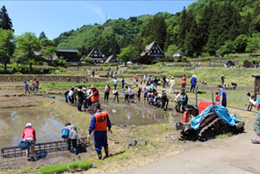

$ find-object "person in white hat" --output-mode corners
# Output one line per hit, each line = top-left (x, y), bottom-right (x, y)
(169, 76), (175, 94)
(22, 123), (37, 161)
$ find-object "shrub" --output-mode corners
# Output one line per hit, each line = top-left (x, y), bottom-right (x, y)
(40, 164), (68, 174)
(69, 160), (92, 170)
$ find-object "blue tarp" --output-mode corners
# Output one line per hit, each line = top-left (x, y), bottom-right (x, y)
(190, 105), (242, 131)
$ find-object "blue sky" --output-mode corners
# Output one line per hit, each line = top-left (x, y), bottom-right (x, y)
(0, 1), (196, 40)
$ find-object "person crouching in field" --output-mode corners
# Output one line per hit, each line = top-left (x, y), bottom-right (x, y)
(22, 123), (37, 161)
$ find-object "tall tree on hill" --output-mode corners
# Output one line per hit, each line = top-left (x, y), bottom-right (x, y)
(240, 12), (252, 35)
(140, 15), (166, 50)
(0, 29), (15, 70)
(197, 0), (214, 53)
(249, 2), (260, 34)
(39, 31), (47, 40)
(178, 7), (187, 48)
(183, 11), (201, 57)
(206, 8), (220, 55)
(15, 32), (41, 72)
(0, 5), (13, 30)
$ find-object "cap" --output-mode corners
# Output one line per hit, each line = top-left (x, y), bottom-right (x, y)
(26, 123), (32, 127)
(217, 85), (223, 88)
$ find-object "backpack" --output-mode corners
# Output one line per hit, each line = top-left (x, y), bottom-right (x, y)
(61, 128), (70, 138)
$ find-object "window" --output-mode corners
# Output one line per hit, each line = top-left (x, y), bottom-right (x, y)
(150, 50), (153, 53)
(94, 54), (97, 57)
(158, 51), (160, 53)
(155, 47), (158, 50)
(94, 51), (97, 53)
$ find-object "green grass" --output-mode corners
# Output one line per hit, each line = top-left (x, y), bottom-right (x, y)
(41, 81), (117, 89)
(40, 163), (68, 174)
(69, 160), (92, 170)
(216, 132), (233, 139)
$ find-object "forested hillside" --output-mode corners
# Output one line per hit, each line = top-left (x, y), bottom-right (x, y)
(54, 0), (260, 59)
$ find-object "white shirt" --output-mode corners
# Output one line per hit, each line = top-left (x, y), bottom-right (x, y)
(127, 88), (133, 95)
(114, 79), (117, 84)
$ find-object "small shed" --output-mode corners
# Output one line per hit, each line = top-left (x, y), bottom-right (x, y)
(172, 51), (183, 61)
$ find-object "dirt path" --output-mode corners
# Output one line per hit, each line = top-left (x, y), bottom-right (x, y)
(122, 110), (260, 174)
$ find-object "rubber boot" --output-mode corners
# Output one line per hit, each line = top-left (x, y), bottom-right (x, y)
(97, 151), (102, 160)
(104, 146), (109, 157)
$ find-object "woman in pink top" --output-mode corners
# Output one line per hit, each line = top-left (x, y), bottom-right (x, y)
(22, 123), (37, 161)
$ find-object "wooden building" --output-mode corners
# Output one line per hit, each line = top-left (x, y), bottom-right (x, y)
(87, 47), (104, 63)
(56, 49), (80, 65)
(140, 41), (165, 63)
(105, 55), (117, 64)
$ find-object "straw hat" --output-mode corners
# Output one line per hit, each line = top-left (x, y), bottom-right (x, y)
(90, 85), (96, 89)
(171, 76), (174, 79)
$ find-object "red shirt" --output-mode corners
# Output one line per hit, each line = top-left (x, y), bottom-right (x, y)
(22, 126), (36, 142)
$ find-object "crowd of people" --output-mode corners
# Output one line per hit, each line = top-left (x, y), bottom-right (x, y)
(24, 79), (40, 94)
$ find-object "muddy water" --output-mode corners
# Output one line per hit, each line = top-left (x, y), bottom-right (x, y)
(0, 108), (64, 147)
(101, 101), (181, 127)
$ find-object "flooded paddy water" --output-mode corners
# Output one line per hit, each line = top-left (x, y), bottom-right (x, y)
(101, 101), (182, 127)
(0, 107), (64, 148)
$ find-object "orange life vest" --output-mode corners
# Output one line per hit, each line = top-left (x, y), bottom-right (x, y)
(94, 112), (108, 131)
(257, 104), (260, 111)
(91, 91), (99, 103)
(182, 77), (186, 84)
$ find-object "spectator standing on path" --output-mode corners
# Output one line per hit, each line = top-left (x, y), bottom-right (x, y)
(87, 103), (112, 159)
(249, 95), (260, 144)
(24, 81), (30, 94)
(92, 70), (95, 77)
(221, 75), (225, 86)
(190, 75), (197, 93)
(35, 79), (39, 92)
(22, 123), (37, 161)
(217, 85), (227, 107)
(181, 75), (186, 90)
(113, 78), (118, 90)
(104, 84), (111, 101)
(63, 122), (80, 154)
(111, 71), (113, 78)
(169, 76), (175, 94)
(121, 78), (125, 89)
(153, 77), (158, 89)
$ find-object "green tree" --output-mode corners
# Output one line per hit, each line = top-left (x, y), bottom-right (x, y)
(15, 32), (41, 72)
(216, 40), (236, 56)
(40, 38), (55, 47)
(0, 5), (13, 30)
(140, 14), (167, 50)
(39, 31), (47, 40)
(42, 46), (57, 63)
(234, 34), (248, 53)
(165, 44), (179, 58)
(246, 33), (260, 53)
(117, 45), (137, 65)
(0, 29), (15, 70)
(85, 57), (93, 64)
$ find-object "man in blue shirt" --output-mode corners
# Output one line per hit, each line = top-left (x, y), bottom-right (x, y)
(87, 103), (112, 159)
(190, 75), (197, 93)
(24, 81), (30, 94)
(217, 85), (227, 107)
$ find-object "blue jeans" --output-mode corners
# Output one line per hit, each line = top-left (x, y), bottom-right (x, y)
(93, 131), (108, 152)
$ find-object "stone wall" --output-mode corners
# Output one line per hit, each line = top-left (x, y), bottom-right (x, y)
(0, 75), (107, 82)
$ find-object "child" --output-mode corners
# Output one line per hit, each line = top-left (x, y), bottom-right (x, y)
(215, 92), (219, 102)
